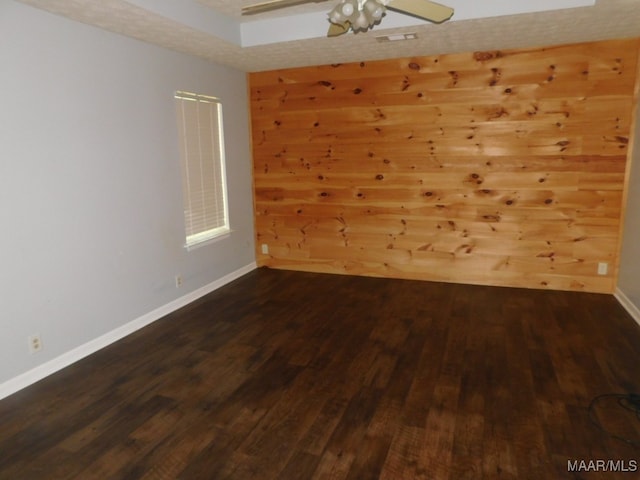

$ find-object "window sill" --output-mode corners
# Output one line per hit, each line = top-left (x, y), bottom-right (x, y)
(184, 230), (232, 252)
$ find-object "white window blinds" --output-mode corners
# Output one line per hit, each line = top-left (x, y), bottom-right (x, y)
(175, 91), (229, 248)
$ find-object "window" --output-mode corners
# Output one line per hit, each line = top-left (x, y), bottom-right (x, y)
(175, 91), (229, 248)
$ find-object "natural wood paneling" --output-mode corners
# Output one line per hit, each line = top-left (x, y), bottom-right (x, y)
(250, 39), (640, 293)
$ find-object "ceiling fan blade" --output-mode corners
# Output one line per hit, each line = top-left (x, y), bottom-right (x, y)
(327, 21), (351, 37)
(242, 0), (329, 16)
(387, 0), (454, 23)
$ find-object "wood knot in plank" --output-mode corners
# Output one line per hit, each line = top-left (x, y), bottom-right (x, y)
(488, 107), (509, 119)
(466, 173), (484, 185)
(474, 51), (503, 62)
(489, 68), (502, 86)
(448, 71), (459, 86)
(375, 109), (386, 120)
(456, 244), (475, 254)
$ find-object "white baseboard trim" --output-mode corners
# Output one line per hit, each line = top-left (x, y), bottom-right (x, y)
(0, 262), (257, 401)
(614, 288), (640, 328)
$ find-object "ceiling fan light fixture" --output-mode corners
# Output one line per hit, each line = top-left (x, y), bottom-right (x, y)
(329, 0), (386, 34)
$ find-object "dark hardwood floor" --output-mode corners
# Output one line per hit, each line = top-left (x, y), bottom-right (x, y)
(2, 268), (640, 479)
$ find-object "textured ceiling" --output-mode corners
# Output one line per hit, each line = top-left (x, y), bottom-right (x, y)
(16, 0), (640, 72)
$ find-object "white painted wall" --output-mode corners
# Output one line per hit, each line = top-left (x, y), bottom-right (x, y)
(0, 1), (255, 390)
(618, 98), (640, 319)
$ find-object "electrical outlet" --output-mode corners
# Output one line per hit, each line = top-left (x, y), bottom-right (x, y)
(597, 262), (608, 276)
(175, 274), (183, 288)
(261, 244), (269, 254)
(28, 334), (42, 354)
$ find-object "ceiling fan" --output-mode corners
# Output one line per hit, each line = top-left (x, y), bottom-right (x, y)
(241, 0), (454, 37)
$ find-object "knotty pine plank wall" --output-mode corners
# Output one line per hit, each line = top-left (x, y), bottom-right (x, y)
(250, 38), (640, 293)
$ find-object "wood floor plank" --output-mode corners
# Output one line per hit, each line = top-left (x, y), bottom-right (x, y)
(1, 268), (640, 479)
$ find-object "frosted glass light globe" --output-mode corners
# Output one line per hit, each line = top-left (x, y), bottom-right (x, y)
(342, 3), (354, 16)
(354, 12), (369, 29)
